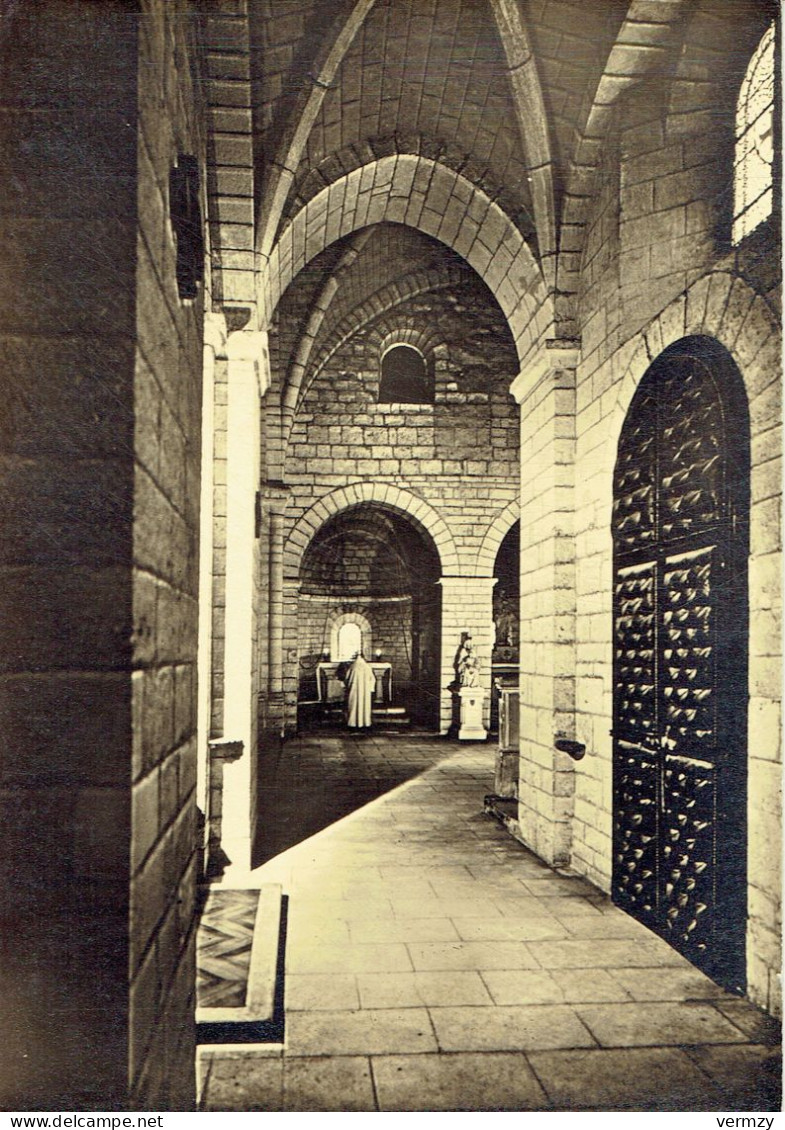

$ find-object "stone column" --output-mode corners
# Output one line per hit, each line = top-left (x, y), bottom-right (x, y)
(197, 313), (226, 856)
(259, 485), (289, 737)
(438, 576), (497, 735)
(510, 339), (580, 867)
(220, 328), (269, 877)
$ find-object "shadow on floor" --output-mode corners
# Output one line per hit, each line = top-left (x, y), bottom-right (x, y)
(252, 729), (458, 867)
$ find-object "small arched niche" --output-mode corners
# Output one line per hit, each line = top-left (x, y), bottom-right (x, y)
(379, 343), (433, 404)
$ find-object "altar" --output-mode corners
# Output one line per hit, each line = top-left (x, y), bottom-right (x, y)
(316, 661), (392, 706)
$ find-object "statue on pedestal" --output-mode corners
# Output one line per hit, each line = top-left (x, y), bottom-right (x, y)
(453, 632), (487, 741)
(457, 637), (480, 687)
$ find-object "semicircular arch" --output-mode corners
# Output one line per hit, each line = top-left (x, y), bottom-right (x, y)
(285, 483), (461, 581)
(588, 272), (779, 579)
(476, 499), (521, 576)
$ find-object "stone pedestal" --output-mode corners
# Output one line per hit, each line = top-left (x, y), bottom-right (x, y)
(459, 686), (488, 740)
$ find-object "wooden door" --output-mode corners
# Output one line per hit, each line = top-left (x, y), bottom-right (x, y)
(612, 340), (749, 993)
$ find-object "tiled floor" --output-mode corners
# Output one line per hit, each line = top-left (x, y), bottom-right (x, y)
(197, 889), (260, 1009)
(199, 733), (781, 1112)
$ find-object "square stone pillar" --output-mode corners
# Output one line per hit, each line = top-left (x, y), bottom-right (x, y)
(220, 329), (269, 878)
(511, 341), (580, 867)
(197, 313), (226, 865)
(438, 577), (497, 735)
(260, 485), (290, 739)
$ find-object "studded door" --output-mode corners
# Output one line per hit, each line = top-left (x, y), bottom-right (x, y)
(612, 342), (749, 993)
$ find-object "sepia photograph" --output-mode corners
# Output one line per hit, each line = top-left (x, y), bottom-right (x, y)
(0, 0), (781, 1114)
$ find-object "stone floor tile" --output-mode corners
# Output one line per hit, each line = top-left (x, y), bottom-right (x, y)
(610, 966), (732, 1003)
(481, 967), (630, 1006)
(392, 896), (502, 919)
(202, 1056), (283, 1111)
(285, 1007), (438, 1056)
(357, 970), (493, 1009)
(355, 972), (424, 1009)
(559, 915), (669, 939)
(283, 919), (351, 947)
(372, 1051), (550, 1111)
(451, 916), (567, 943)
(429, 1004), (596, 1052)
(520, 877), (602, 898)
(526, 938), (689, 969)
(684, 1044), (782, 1110)
(576, 1001), (749, 1047)
(537, 897), (605, 918)
(528, 1047), (723, 1111)
(481, 969), (565, 1006)
(546, 968), (632, 1004)
(285, 898), (378, 927)
(345, 879), (435, 901)
(285, 973), (359, 1011)
(286, 941), (413, 975)
(283, 1055), (376, 1111)
(349, 916), (460, 943)
(711, 998), (783, 1044)
(408, 939), (539, 972)
(497, 897), (564, 918)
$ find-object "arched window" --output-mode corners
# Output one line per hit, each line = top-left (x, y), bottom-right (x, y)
(379, 344), (432, 404)
(733, 23), (775, 244)
(336, 621), (363, 660)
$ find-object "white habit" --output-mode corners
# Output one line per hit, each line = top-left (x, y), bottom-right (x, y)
(346, 653), (374, 728)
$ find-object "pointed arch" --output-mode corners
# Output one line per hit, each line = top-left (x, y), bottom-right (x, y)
(558, 0), (691, 334)
(256, 0), (379, 261)
(489, 0), (556, 286)
(261, 156), (552, 370)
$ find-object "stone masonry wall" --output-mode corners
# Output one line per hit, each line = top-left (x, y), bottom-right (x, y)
(297, 598), (415, 705)
(561, 80), (782, 1013)
(130, 0), (205, 1108)
(0, 1), (140, 1109)
(280, 288), (519, 729)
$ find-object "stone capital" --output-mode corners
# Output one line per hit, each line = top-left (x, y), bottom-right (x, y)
(510, 338), (581, 405)
(203, 311), (228, 356)
(258, 482), (290, 517)
(226, 328), (271, 397)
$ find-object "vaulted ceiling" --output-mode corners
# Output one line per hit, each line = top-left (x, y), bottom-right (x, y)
(205, 0), (775, 385)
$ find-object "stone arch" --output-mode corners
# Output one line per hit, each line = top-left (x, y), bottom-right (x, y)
(596, 273), (779, 516)
(256, 0), (379, 261)
(282, 137), (536, 241)
(558, 0), (691, 336)
(476, 499), (521, 575)
(378, 329), (436, 363)
(261, 156), (552, 370)
(489, 0), (556, 284)
(284, 483), (461, 580)
(292, 268), (462, 423)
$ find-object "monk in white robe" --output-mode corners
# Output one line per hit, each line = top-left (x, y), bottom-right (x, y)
(346, 652), (374, 728)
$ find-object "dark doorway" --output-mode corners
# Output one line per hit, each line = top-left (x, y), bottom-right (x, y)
(612, 337), (750, 994)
